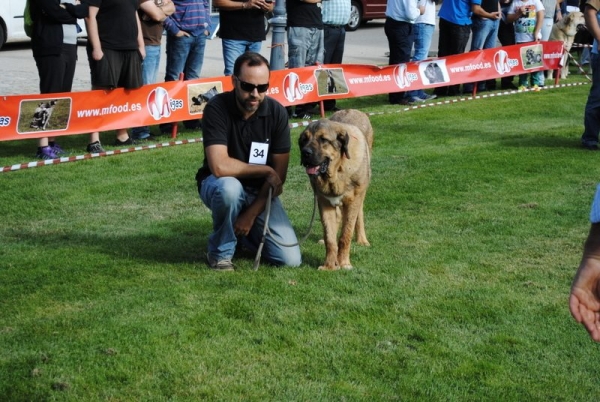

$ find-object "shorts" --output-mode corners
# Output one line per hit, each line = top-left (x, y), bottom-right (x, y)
(87, 47), (143, 90)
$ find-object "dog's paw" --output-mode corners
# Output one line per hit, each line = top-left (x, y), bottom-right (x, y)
(318, 265), (340, 271)
(340, 264), (353, 270)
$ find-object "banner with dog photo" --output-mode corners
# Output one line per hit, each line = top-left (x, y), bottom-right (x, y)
(0, 42), (563, 142)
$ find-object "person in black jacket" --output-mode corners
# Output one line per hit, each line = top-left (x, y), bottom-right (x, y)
(30, 0), (97, 158)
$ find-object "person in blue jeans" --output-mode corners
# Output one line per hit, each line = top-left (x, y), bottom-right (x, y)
(407, 0), (438, 102)
(214, 0), (274, 76)
(131, 0), (175, 140)
(582, 0), (600, 150)
(161, 0), (211, 132)
(463, 0), (501, 93)
(196, 52), (301, 270)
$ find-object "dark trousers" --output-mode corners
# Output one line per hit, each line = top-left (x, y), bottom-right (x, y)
(323, 24), (346, 110)
(384, 17), (414, 104)
(497, 16), (515, 87)
(34, 43), (78, 94)
(435, 18), (471, 97)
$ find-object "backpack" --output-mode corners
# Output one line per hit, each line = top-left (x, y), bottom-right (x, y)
(24, 0), (33, 38)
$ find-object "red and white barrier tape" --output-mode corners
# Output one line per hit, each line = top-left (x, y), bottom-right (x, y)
(1, 137), (203, 173)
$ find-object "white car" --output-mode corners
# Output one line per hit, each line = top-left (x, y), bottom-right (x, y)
(0, 0), (86, 50)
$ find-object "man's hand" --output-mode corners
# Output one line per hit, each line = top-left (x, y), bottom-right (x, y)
(234, 210), (256, 237)
(265, 170), (283, 197)
(570, 256), (600, 342)
(175, 30), (190, 37)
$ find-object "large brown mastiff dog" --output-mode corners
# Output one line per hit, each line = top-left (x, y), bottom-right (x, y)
(298, 109), (373, 270)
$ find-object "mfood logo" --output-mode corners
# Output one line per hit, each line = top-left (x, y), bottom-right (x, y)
(283, 72), (314, 103)
(494, 50), (519, 75)
(393, 64), (418, 89)
(147, 87), (172, 121)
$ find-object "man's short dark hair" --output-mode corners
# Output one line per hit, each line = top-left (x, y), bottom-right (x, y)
(233, 52), (270, 77)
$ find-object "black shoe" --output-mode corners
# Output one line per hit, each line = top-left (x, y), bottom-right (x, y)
(501, 83), (518, 90)
(114, 137), (137, 146)
(86, 141), (105, 153)
(582, 143), (599, 151)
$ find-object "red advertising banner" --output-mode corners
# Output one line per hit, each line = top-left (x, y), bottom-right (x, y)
(0, 41), (563, 142)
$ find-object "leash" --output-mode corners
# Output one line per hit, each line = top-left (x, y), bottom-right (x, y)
(253, 187), (318, 270)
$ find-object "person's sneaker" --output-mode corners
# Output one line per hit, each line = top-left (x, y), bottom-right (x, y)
(206, 253), (234, 271)
(114, 137), (137, 146)
(532, 85), (542, 92)
(518, 85), (527, 91)
(86, 141), (105, 154)
(582, 143), (599, 151)
(36, 146), (58, 160)
(50, 143), (66, 155)
(412, 94), (437, 103)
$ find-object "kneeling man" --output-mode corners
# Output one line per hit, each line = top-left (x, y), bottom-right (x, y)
(196, 52), (302, 271)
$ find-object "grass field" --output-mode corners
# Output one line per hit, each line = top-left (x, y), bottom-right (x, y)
(2, 76), (600, 400)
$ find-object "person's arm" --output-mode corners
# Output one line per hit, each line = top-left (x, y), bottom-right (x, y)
(534, 6), (544, 39)
(472, 3), (501, 18)
(214, 0), (274, 12)
(37, 0), (79, 23)
(85, 6), (103, 61)
(135, 11), (145, 58)
(570, 223), (600, 342)
(140, 0), (175, 21)
(586, 3), (600, 43)
(233, 152), (290, 236)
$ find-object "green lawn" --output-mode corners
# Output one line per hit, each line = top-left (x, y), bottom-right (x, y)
(2, 77), (600, 400)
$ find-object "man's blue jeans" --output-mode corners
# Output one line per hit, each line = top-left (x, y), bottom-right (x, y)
(165, 33), (207, 81)
(132, 44), (161, 139)
(464, 18), (500, 92)
(582, 53), (600, 147)
(199, 175), (302, 267)
(409, 22), (434, 99)
(222, 39), (262, 76)
(470, 18), (499, 51)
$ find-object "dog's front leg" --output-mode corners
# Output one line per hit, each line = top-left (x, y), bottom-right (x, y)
(318, 201), (340, 270)
(337, 198), (361, 270)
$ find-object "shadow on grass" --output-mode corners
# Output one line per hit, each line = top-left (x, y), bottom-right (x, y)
(499, 135), (583, 149)
(7, 218), (326, 269)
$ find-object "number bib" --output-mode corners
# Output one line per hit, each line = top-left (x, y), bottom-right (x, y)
(249, 142), (269, 165)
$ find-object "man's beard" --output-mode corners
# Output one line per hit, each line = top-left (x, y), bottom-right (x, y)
(236, 91), (262, 113)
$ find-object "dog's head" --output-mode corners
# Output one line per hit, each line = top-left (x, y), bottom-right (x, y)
(298, 119), (350, 177)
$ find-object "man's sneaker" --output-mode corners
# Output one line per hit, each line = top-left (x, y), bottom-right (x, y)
(36, 146), (58, 160)
(206, 253), (234, 271)
(411, 94), (437, 103)
(114, 137), (137, 146)
(518, 85), (527, 91)
(50, 143), (66, 155)
(86, 141), (105, 154)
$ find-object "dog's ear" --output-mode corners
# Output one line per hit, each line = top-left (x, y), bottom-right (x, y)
(337, 130), (351, 159)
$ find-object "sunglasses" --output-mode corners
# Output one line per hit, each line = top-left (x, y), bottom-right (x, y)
(236, 77), (269, 93)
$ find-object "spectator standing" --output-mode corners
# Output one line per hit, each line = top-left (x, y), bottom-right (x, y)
(581, 0), (600, 150)
(131, 0), (175, 141)
(85, 0), (145, 152)
(321, 0), (351, 111)
(286, 0), (325, 118)
(541, 0), (562, 41)
(214, 0), (274, 76)
(463, 0), (501, 93)
(434, 0), (485, 97)
(160, 0), (212, 132)
(196, 52), (301, 270)
(407, 0), (439, 102)
(30, 0), (91, 159)
(384, 0), (423, 104)
(498, 0), (518, 89)
(507, 0), (544, 89)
